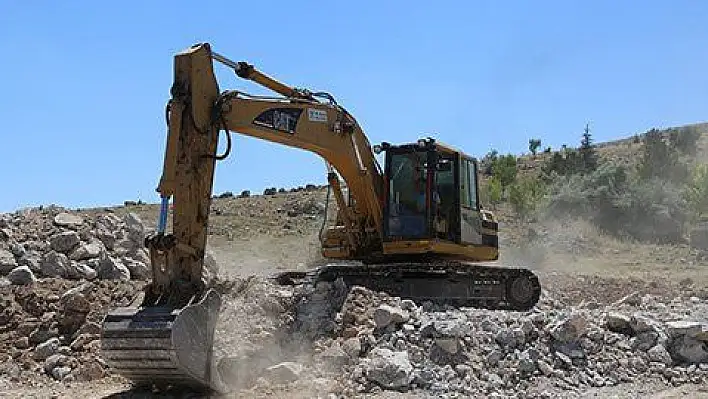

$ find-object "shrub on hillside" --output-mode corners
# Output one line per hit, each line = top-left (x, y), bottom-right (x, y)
(683, 163), (708, 223)
(542, 125), (599, 177)
(545, 163), (687, 243)
(216, 191), (234, 199)
(668, 126), (701, 156)
(508, 176), (546, 221)
(491, 154), (518, 191)
(637, 128), (688, 182)
(542, 150), (583, 177)
(481, 149), (499, 176)
(487, 176), (503, 209)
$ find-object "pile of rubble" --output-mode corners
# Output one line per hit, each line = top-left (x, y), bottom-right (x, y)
(0, 206), (152, 285)
(223, 280), (708, 397)
(0, 279), (143, 386)
(0, 205), (153, 386)
(320, 286), (708, 397)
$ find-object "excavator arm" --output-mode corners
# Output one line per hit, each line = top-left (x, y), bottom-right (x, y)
(144, 43), (387, 307)
(101, 42), (386, 393)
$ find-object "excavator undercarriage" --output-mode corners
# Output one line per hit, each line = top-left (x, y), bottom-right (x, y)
(277, 261), (540, 311)
(100, 43), (542, 394)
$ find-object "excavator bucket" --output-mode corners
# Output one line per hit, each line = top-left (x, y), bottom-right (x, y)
(100, 289), (225, 393)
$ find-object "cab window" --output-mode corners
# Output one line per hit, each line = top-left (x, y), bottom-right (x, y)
(460, 158), (478, 209)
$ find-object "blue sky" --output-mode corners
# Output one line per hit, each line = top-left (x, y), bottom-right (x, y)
(1, 1), (708, 213)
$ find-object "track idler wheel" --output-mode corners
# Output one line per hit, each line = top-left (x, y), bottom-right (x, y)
(505, 271), (541, 311)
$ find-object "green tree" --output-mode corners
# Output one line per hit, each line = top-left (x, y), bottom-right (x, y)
(638, 128), (686, 182)
(669, 126), (701, 156)
(542, 148), (583, 177)
(508, 177), (546, 220)
(529, 138), (542, 156)
(579, 123), (598, 173)
(491, 154), (518, 191)
(481, 149), (499, 176)
(487, 176), (503, 209)
(684, 163), (708, 222)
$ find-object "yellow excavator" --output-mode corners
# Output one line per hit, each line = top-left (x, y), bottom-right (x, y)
(100, 43), (541, 393)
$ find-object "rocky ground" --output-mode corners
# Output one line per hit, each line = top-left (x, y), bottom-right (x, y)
(1, 189), (707, 398)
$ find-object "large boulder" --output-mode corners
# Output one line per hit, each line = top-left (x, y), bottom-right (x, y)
(7, 266), (36, 285)
(364, 348), (414, 390)
(123, 213), (146, 243)
(0, 249), (17, 274)
(53, 213), (84, 229)
(666, 320), (708, 363)
(69, 242), (104, 261)
(40, 251), (70, 278)
(49, 231), (81, 254)
(96, 253), (130, 280)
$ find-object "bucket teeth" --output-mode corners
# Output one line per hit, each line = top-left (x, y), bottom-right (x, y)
(100, 289), (225, 393)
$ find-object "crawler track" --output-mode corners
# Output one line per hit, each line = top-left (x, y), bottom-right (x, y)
(275, 261), (541, 311)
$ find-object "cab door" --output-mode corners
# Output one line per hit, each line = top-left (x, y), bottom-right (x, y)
(459, 156), (483, 245)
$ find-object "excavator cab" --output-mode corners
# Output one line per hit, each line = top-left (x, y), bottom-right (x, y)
(378, 138), (499, 262)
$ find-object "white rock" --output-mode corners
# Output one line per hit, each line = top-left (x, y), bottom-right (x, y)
(34, 338), (60, 360)
(123, 212), (146, 242)
(647, 344), (673, 366)
(342, 337), (362, 358)
(365, 348), (413, 389)
(53, 213), (84, 228)
(263, 362), (302, 384)
(537, 359), (554, 376)
(319, 343), (349, 366)
(51, 366), (72, 381)
(68, 261), (97, 280)
(69, 242), (104, 261)
(96, 253), (130, 280)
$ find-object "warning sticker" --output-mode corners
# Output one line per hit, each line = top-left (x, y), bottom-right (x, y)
(308, 108), (328, 123)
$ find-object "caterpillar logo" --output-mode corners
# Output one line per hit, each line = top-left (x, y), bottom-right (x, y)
(253, 108), (303, 134)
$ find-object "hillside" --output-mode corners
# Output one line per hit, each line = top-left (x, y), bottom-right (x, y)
(508, 122), (708, 177)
